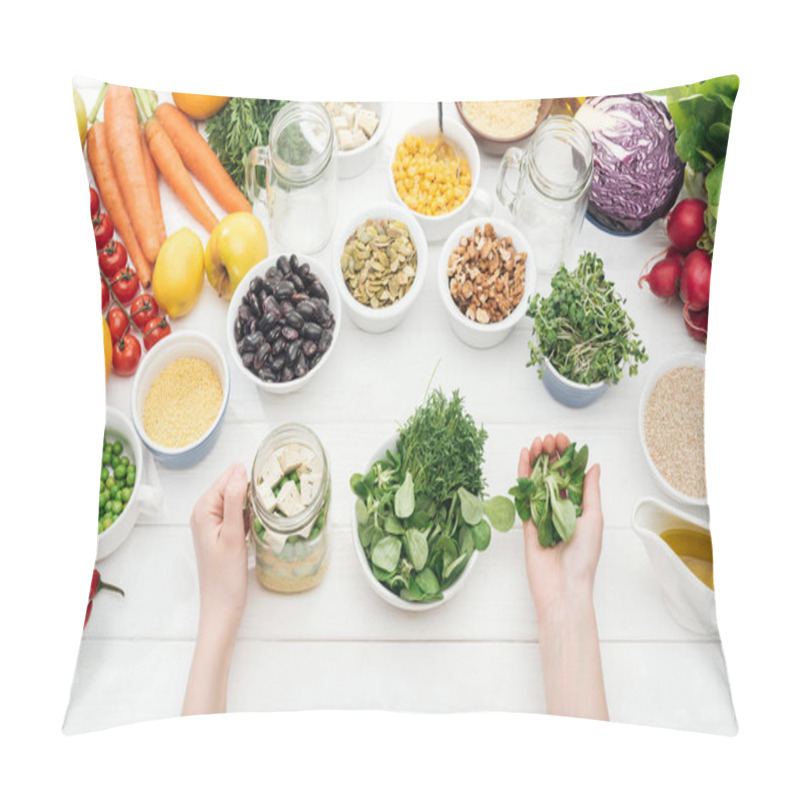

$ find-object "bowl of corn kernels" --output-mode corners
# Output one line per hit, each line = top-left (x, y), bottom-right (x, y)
(389, 116), (489, 242)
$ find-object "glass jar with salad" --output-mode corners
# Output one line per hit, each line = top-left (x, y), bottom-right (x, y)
(248, 423), (331, 593)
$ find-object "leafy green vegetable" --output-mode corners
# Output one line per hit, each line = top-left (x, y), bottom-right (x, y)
(352, 388), (514, 603)
(509, 443), (589, 548)
(205, 97), (287, 192)
(526, 252), (647, 386)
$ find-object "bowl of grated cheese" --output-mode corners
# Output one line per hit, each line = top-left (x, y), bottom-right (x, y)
(131, 331), (230, 469)
(456, 99), (553, 156)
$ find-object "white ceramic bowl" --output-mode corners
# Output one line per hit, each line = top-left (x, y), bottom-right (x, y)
(131, 331), (230, 469)
(638, 352), (707, 506)
(387, 117), (491, 242)
(332, 202), (428, 334)
(541, 359), (610, 408)
(334, 102), (391, 179)
(227, 253), (341, 395)
(97, 406), (161, 560)
(351, 435), (478, 611)
(437, 217), (535, 349)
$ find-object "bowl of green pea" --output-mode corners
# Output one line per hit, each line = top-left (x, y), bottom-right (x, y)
(97, 406), (161, 560)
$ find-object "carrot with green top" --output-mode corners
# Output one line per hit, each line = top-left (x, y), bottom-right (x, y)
(87, 122), (153, 287)
(155, 103), (251, 215)
(104, 85), (164, 263)
(144, 116), (219, 233)
(141, 127), (166, 245)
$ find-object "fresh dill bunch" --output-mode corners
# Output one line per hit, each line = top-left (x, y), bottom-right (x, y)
(397, 388), (488, 505)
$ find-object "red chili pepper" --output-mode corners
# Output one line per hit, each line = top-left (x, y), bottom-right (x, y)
(90, 568), (125, 599)
(84, 600), (93, 629)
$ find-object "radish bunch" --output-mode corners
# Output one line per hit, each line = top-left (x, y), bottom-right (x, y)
(639, 198), (711, 342)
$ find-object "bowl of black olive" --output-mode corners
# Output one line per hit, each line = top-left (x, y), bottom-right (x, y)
(227, 253), (340, 394)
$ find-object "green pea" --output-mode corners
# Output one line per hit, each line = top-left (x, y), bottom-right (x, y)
(100, 467), (109, 482)
(110, 487), (119, 500)
(98, 522), (104, 535)
(102, 516), (114, 530)
(105, 476), (116, 490)
(102, 450), (112, 466)
(112, 441), (123, 456)
(120, 456), (129, 468)
(114, 465), (127, 479)
(126, 472), (136, 487)
(111, 500), (123, 514)
(120, 488), (132, 503)
(111, 455), (120, 469)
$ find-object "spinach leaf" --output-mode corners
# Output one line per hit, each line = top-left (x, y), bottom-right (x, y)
(458, 487), (484, 526)
(394, 472), (415, 519)
(483, 495), (515, 532)
(416, 567), (440, 596)
(371, 536), (402, 573)
(469, 519), (492, 551)
(406, 529), (429, 572)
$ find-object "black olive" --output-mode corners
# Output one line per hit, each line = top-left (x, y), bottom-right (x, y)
(269, 354), (286, 372)
(276, 255), (291, 275)
(289, 254), (300, 273)
(302, 321), (322, 340)
(258, 367), (277, 382)
(296, 300), (317, 321)
(301, 339), (317, 357)
(318, 329), (333, 354)
(234, 317), (245, 342)
(254, 342), (272, 370)
(286, 340), (300, 364)
(241, 351), (255, 369)
(280, 366), (295, 383)
(275, 281), (294, 300)
(284, 310), (304, 330)
(295, 353), (309, 377)
(249, 276), (265, 294)
(309, 281), (329, 302)
(281, 325), (300, 341)
(272, 337), (286, 356)
(267, 326), (282, 343)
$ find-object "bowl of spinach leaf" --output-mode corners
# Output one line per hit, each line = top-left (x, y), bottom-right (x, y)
(350, 389), (515, 610)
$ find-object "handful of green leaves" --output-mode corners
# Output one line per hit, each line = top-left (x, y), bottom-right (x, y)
(526, 251), (647, 386)
(509, 443), (589, 547)
(351, 389), (515, 603)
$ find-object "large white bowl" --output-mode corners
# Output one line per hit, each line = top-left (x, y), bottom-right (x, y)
(638, 352), (707, 507)
(131, 331), (231, 469)
(437, 217), (535, 349)
(351, 435), (478, 612)
(227, 254), (342, 395)
(388, 117), (491, 242)
(97, 406), (161, 560)
(334, 102), (391, 180)
(332, 202), (429, 334)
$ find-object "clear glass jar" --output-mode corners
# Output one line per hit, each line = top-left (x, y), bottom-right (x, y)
(248, 423), (331, 593)
(497, 115), (593, 275)
(245, 101), (338, 254)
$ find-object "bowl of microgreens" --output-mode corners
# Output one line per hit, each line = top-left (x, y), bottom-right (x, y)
(350, 388), (516, 610)
(526, 251), (647, 408)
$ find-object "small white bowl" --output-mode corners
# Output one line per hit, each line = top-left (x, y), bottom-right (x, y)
(388, 117), (491, 242)
(131, 331), (230, 469)
(334, 102), (391, 180)
(97, 406), (161, 560)
(638, 352), (707, 506)
(437, 217), (535, 349)
(332, 202), (428, 334)
(541, 359), (610, 408)
(351, 435), (478, 611)
(227, 253), (341, 395)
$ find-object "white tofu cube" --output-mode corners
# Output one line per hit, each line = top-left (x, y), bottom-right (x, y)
(351, 129), (368, 149)
(341, 103), (357, 125)
(260, 454), (283, 489)
(356, 109), (379, 138)
(337, 128), (356, 151)
(256, 482), (277, 513)
(300, 473), (320, 505)
(332, 114), (349, 130)
(276, 480), (302, 517)
(279, 444), (309, 474)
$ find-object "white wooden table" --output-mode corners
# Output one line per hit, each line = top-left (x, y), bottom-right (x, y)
(64, 90), (737, 735)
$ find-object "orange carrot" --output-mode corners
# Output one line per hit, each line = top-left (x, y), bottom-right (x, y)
(140, 127), (166, 245)
(145, 116), (219, 233)
(104, 85), (163, 263)
(155, 103), (251, 215)
(86, 122), (153, 287)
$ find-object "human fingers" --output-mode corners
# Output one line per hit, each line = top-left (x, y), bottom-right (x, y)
(555, 432), (571, 454)
(581, 464), (603, 523)
(221, 464), (249, 545)
(518, 447), (532, 479)
(191, 464), (239, 528)
(529, 437), (543, 461)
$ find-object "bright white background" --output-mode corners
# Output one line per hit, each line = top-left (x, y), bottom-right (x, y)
(1, 0), (797, 796)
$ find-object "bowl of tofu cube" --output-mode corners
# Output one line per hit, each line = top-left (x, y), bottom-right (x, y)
(324, 102), (390, 179)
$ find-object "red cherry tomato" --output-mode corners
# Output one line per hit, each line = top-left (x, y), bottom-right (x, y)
(112, 333), (142, 376)
(93, 212), (114, 251)
(90, 187), (100, 218)
(101, 278), (110, 312)
(98, 240), (127, 280)
(106, 306), (130, 343)
(143, 316), (172, 350)
(130, 294), (160, 330)
(111, 266), (140, 305)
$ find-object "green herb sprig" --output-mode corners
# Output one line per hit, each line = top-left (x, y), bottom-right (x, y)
(351, 389), (515, 603)
(526, 252), (647, 386)
(509, 443), (588, 547)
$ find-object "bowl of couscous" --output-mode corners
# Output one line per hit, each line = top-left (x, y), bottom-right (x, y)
(455, 99), (553, 156)
(131, 331), (230, 469)
(388, 117), (489, 242)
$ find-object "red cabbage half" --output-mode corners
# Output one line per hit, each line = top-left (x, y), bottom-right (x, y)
(575, 94), (683, 235)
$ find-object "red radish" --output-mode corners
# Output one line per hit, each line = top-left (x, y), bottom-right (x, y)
(667, 198), (707, 253)
(684, 303), (708, 342)
(680, 249), (712, 310)
(639, 255), (682, 298)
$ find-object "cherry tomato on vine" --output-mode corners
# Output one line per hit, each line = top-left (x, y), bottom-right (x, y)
(106, 306), (130, 343)
(93, 212), (114, 251)
(90, 187), (100, 218)
(98, 240), (127, 280)
(143, 316), (171, 350)
(111, 266), (139, 305)
(101, 278), (110, 312)
(112, 334), (142, 376)
(130, 294), (159, 330)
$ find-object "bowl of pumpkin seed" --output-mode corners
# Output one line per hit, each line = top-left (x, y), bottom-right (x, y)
(332, 202), (428, 334)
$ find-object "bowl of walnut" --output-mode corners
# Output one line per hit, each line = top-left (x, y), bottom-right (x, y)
(437, 218), (535, 349)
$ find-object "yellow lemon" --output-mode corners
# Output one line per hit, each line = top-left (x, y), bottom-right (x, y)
(205, 212), (268, 300)
(153, 228), (205, 318)
(171, 92), (230, 120)
(102, 316), (113, 382)
(74, 89), (88, 149)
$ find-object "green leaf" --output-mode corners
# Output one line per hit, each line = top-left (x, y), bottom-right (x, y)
(443, 552), (469, 580)
(350, 473), (367, 500)
(394, 472), (415, 519)
(406, 529), (429, 572)
(355, 498), (369, 526)
(400, 578), (425, 602)
(371, 536), (402, 573)
(469, 519), (491, 551)
(458, 523), (475, 558)
(358, 519), (376, 549)
(483, 495), (515, 532)
(416, 567), (440, 596)
(457, 487), (484, 525)
(384, 515), (404, 534)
